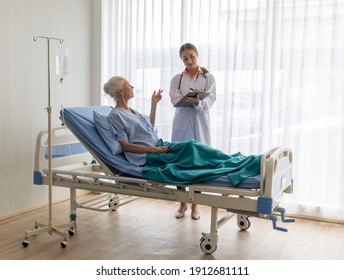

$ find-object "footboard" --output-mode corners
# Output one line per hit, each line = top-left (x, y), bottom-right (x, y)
(257, 147), (293, 218)
(261, 147), (293, 198)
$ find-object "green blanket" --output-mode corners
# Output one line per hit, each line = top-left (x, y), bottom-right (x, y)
(142, 139), (261, 186)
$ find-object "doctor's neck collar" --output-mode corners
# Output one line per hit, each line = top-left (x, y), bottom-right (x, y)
(183, 66), (202, 79)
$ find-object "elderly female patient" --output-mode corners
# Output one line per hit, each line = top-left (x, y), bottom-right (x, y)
(103, 76), (262, 219)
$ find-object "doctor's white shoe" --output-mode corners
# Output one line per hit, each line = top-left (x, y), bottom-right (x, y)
(175, 205), (187, 219)
(191, 210), (200, 220)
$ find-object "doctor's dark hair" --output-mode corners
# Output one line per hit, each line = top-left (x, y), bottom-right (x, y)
(179, 43), (209, 74)
(103, 76), (127, 99)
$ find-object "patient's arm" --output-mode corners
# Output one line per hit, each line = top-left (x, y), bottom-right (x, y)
(119, 140), (169, 154)
(149, 89), (163, 126)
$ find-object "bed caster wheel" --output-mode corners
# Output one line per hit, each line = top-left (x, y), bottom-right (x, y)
(60, 239), (68, 248)
(22, 240), (29, 248)
(237, 215), (251, 230)
(68, 228), (76, 236)
(108, 198), (119, 211)
(200, 234), (217, 255)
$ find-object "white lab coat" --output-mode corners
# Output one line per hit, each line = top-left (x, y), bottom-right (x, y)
(169, 71), (216, 145)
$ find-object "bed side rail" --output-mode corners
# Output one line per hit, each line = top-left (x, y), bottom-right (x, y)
(34, 126), (93, 181)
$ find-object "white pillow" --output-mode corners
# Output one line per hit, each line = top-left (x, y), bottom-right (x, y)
(93, 111), (123, 155)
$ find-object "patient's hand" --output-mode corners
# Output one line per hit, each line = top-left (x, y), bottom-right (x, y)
(152, 89), (163, 105)
(156, 145), (169, 154)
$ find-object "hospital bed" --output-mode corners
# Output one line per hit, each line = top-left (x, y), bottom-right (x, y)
(24, 106), (294, 254)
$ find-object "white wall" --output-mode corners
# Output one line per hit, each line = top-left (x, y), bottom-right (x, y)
(0, 0), (98, 218)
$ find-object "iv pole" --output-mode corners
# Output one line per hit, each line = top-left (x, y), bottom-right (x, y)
(22, 35), (73, 248)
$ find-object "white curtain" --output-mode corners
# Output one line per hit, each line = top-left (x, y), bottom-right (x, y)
(101, 0), (344, 222)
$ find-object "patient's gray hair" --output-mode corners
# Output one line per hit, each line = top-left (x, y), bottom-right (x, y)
(103, 76), (127, 99)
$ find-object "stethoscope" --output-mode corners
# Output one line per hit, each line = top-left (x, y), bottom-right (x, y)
(177, 72), (207, 90)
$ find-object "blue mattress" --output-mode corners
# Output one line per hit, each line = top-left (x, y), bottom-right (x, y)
(60, 106), (260, 189)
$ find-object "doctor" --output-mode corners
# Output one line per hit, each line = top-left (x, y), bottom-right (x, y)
(169, 43), (217, 220)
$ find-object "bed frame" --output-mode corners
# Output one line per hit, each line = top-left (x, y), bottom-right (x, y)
(23, 107), (295, 255)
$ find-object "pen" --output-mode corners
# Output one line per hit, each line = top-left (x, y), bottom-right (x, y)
(190, 88), (205, 91)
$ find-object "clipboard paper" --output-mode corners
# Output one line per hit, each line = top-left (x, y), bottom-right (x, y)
(174, 92), (209, 107)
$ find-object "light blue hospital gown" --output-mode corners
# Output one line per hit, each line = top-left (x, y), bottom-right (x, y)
(169, 71), (216, 145)
(107, 107), (159, 166)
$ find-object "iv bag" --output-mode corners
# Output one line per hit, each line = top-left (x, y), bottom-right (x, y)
(55, 46), (68, 77)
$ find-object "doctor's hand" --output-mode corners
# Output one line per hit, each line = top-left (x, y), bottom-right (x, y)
(151, 89), (163, 105)
(181, 95), (199, 106)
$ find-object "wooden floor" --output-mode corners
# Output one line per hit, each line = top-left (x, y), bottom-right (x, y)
(1, 193), (344, 260)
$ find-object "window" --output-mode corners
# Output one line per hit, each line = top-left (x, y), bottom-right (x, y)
(102, 0), (344, 221)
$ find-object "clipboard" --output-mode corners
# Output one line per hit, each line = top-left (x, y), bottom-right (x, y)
(174, 92), (210, 107)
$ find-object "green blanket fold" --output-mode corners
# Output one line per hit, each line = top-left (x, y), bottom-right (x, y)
(142, 139), (261, 186)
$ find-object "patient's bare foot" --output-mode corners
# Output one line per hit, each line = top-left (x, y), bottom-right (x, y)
(175, 202), (187, 219)
(191, 204), (200, 220)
